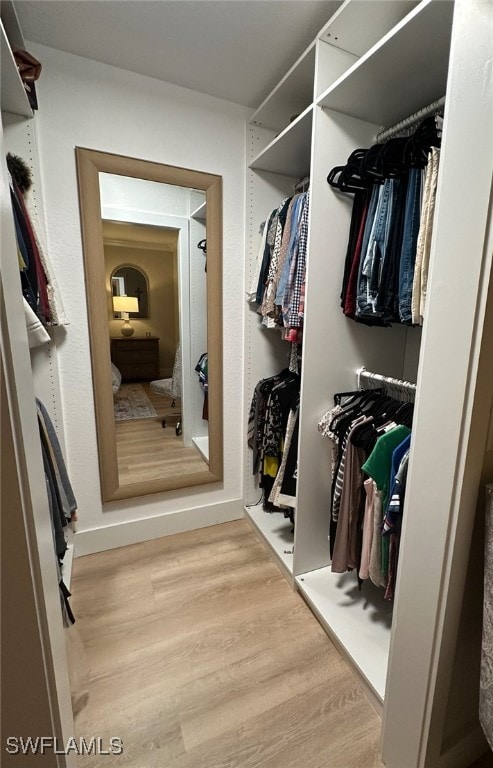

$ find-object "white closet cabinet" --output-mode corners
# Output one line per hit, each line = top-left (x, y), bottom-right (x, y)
(243, 0), (493, 766)
(190, 191), (209, 461)
(1, 2), (75, 761)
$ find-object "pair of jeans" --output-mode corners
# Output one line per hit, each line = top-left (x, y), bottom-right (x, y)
(398, 168), (422, 323)
(353, 185), (380, 317)
(356, 178), (395, 320)
(375, 174), (408, 322)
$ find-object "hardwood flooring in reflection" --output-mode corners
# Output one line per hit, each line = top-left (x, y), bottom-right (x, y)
(71, 520), (386, 768)
(115, 382), (208, 485)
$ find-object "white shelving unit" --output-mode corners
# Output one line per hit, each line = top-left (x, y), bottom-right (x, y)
(318, 0), (420, 57)
(1, 0), (76, 755)
(192, 435), (209, 463)
(296, 568), (392, 706)
(249, 105), (313, 178)
(250, 43), (315, 133)
(0, 21), (32, 117)
(244, 0), (493, 764)
(244, 503), (294, 582)
(317, 0), (454, 126)
(189, 189), (209, 447)
(191, 200), (206, 221)
(314, 0), (420, 101)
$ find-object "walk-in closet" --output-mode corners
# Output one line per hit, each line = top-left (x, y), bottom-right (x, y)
(2, 0), (493, 766)
(243, 0), (493, 765)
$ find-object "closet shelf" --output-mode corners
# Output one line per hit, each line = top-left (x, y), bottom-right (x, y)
(192, 435), (209, 463)
(316, 0), (453, 128)
(191, 201), (206, 221)
(317, 0), (419, 58)
(1, 0), (26, 50)
(244, 503), (294, 582)
(249, 105), (313, 179)
(249, 44), (315, 134)
(296, 568), (393, 705)
(1, 22), (33, 118)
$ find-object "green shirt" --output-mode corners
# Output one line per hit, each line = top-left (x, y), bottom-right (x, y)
(362, 425), (411, 577)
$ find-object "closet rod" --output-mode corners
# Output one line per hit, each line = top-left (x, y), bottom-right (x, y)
(356, 366), (416, 394)
(376, 95), (445, 143)
(293, 176), (310, 193)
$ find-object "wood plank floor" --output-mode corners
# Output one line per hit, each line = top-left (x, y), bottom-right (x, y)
(115, 383), (208, 485)
(71, 520), (385, 768)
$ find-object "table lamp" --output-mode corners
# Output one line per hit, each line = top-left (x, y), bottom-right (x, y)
(113, 295), (139, 337)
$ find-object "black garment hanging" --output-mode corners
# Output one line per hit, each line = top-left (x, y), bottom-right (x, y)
(248, 369), (300, 512)
(197, 238), (207, 272)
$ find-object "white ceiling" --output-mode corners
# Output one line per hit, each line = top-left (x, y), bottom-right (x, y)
(15, 0), (342, 108)
(102, 220), (178, 250)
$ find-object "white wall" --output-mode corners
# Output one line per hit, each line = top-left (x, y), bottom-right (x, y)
(100, 173), (191, 217)
(30, 43), (250, 551)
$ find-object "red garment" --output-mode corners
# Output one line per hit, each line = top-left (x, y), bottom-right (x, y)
(343, 196), (369, 318)
(14, 184), (51, 323)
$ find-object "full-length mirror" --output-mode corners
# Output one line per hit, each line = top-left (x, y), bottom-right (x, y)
(76, 148), (223, 502)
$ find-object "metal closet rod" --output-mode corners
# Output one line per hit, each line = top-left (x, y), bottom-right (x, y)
(376, 95), (446, 143)
(293, 176), (310, 193)
(356, 366), (416, 393)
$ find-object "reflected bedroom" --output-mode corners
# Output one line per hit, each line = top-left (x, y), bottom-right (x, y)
(101, 183), (210, 487)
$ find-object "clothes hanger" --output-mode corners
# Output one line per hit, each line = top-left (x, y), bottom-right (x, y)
(333, 386), (383, 405)
(377, 137), (410, 177)
(327, 149), (370, 192)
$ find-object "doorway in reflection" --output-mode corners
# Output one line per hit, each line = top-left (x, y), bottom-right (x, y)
(100, 179), (210, 487)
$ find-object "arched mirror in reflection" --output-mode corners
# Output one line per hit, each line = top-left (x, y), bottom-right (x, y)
(111, 264), (150, 319)
(76, 148), (223, 502)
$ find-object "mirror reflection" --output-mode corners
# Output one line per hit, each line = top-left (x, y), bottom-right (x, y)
(111, 264), (150, 319)
(76, 148), (223, 502)
(100, 174), (210, 488)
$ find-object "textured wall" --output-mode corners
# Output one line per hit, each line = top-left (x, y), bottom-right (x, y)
(30, 42), (249, 542)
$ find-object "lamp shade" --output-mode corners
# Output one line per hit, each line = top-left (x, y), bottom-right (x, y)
(113, 295), (139, 313)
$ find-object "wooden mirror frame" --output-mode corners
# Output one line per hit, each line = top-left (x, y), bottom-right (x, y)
(76, 147), (223, 502)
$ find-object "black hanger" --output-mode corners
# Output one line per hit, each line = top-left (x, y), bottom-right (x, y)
(333, 386), (384, 406)
(377, 137), (410, 177)
(327, 149), (371, 193)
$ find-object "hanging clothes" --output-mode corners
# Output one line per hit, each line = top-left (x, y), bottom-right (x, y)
(7, 153), (68, 327)
(411, 146), (440, 324)
(247, 191), (309, 345)
(318, 386), (414, 598)
(194, 352), (208, 420)
(24, 297), (50, 348)
(36, 398), (77, 623)
(480, 486), (493, 750)
(248, 369), (300, 517)
(328, 116), (441, 327)
(36, 398), (77, 561)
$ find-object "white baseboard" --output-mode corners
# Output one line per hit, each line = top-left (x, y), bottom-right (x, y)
(73, 498), (244, 556)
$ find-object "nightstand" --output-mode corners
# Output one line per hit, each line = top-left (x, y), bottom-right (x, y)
(110, 337), (160, 381)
